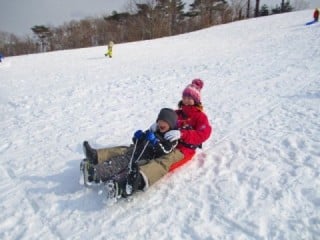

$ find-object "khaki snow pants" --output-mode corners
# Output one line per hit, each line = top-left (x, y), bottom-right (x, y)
(96, 146), (129, 164)
(96, 146), (184, 188)
(139, 149), (184, 187)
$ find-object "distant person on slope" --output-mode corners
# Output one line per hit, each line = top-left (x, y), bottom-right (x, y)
(314, 8), (319, 22)
(105, 41), (114, 58)
(0, 53), (3, 62)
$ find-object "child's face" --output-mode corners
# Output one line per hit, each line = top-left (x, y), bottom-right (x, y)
(182, 95), (195, 106)
(157, 120), (170, 133)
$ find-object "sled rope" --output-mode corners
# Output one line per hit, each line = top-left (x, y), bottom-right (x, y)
(128, 139), (149, 173)
(125, 139), (150, 195)
(127, 139), (138, 173)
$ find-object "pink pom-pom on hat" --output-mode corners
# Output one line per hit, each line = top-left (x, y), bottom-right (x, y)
(182, 78), (204, 103)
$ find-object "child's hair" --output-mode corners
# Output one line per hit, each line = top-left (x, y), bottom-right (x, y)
(178, 100), (203, 111)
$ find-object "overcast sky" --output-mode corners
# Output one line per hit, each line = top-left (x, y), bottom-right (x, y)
(0, 0), (129, 36)
(0, 0), (319, 36)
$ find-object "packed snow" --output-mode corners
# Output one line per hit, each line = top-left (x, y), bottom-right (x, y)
(1, 10), (319, 240)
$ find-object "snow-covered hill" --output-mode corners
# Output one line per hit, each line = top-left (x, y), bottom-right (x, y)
(1, 10), (319, 240)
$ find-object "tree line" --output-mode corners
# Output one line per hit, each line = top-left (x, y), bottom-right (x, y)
(0, 0), (304, 57)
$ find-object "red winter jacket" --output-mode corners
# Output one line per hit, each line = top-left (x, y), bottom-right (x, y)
(314, 9), (319, 20)
(175, 104), (212, 157)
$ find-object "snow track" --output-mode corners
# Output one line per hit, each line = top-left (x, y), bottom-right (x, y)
(0, 165), (61, 239)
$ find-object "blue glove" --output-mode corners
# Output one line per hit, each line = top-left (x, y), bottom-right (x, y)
(164, 130), (181, 142)
(146, 131), (158, 145)
(133, 130), (144, 140)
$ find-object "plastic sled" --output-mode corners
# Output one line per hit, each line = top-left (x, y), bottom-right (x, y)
(169, 152), (195, 172)
(305, 20), (317, 25)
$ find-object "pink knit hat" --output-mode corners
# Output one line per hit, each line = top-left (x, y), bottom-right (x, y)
(182, 79), (204, 103)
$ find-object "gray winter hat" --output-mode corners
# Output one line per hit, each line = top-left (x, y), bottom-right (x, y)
(157, 108), (178, 129)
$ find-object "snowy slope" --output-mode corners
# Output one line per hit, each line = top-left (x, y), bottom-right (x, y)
(1, 10), (319, 240)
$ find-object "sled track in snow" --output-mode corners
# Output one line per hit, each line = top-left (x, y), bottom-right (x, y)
(213, 98), (280, 147)
(187, 74), (319, 238)
(212, 73), (316, 148)
(0, 165), (64, 239)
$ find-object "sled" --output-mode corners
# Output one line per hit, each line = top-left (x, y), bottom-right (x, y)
(169, 152), (195, 172)
(80, 151), (196, 203)
(305, 20), (317, 25)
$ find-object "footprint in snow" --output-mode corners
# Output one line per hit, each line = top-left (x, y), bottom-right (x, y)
(0, 142), (11, 154)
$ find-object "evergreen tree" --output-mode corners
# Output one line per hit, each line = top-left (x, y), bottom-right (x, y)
(272, 5), (282, 14)
(156, 0), (186, 35)
(31, 25), (52, 52)
(260, 4), (269, 16)
(188, 0), (228, 26)
(272, 1), (293, 14)
(282, 1), (294, 12)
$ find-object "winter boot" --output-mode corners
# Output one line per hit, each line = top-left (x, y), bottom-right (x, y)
(83, 141), (98, 165)
(123, 164), (145, 196)
(80, 159), (100, 186)
(104, 180), (126, 200)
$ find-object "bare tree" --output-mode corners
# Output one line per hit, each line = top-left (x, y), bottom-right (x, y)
(292, 0), (309, 10)
(5, 0), (304, 56)
(229, 0), (248, 20)
(0, 31), (37, 56)
(247, 0), (251, 18)
(254, 0), (260, 17)
(281, 0), (285, 12)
